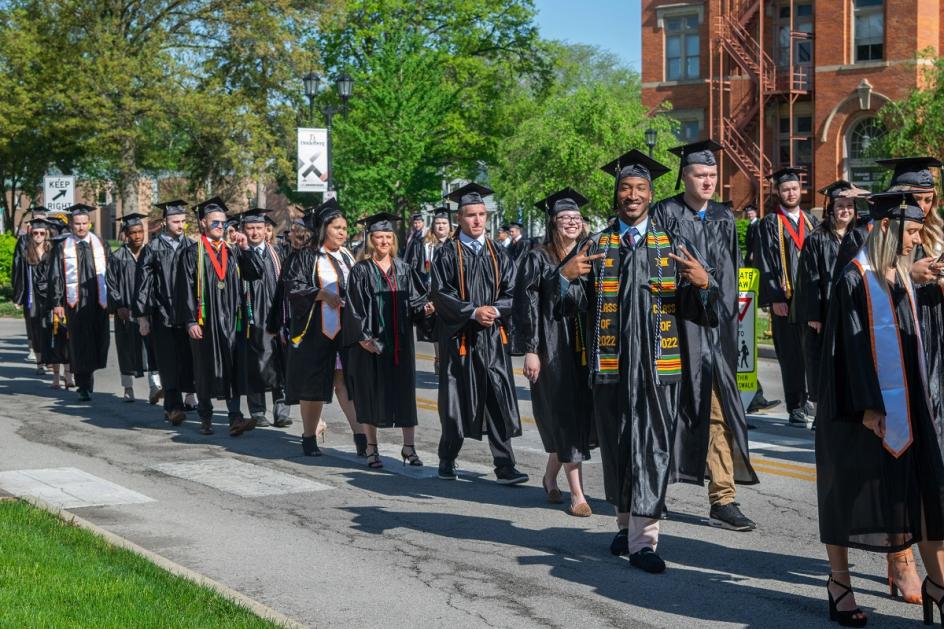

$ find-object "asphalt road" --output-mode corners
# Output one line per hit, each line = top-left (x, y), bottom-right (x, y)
(0, 318), (925, 628)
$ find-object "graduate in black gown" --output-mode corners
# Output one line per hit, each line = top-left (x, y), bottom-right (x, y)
(48, 204), (111, 402)
(431, 182), (528, 485)
(238, 207), (291, 428)
(753, 167), (820, 425)
(13, 217), (53, 376)
(793, 182), (862, 404)
(134, 200), (197, 423)
(653, 140), (758, 532)
(107, 213), (160, 403)
(343, 212), (434, 468)
(283, 199), (366, 457)
(558, 150), (718, 574)
(815, 191), (944, 627)
(176, 197), (262, 437)
(514, 188), (595, 516)
(401, 212), (426, 263)
(410, 207), (452, 364)
(13, 207), (48, 365)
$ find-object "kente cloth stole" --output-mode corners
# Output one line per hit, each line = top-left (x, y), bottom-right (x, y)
(590, 224), (680, 385)
(776, 210), (812, 300)
(63, 234), (107, 309)
(851, 248), (931, 458)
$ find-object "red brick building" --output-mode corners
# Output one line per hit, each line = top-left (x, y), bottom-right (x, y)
(641, 0), (943, 213)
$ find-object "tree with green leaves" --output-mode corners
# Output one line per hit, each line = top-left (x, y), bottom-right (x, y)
(873, 50), (944, 160)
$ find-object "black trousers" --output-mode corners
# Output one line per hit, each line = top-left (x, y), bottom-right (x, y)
(152, 321), (192, 413)
(75, 372), (94, 391)
(771, 313), (807, 411)
(438, 388), (516, 469)
(197, 396), (242, 421)
(803, 326), (824, 403)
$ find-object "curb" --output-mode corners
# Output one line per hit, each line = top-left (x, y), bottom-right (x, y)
(759, 344), (777, 360)
(17, 495), (308, 629)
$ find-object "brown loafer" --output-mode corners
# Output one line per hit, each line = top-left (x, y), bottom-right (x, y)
(567, 502), (592, 517)
(148, 387), (164, 405)
(199, 418), (214, 435)
(167, 409), (187, 426)
(542, 477), (564, 504)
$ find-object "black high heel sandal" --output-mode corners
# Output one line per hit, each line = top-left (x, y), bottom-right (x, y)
(366, 444), (383, 469)
(923, 576), (944, 626)
(400, 445), (423, 467)
(827, 574), (867, 627)
(353, 433), (368, 457)
(302, 435), (321, 457)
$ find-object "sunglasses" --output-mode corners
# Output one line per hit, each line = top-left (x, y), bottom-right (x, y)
(209, 220), (225, 228)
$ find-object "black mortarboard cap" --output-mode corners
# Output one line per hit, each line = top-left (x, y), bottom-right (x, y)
(446, 182), (493, 208)
(118, 212), (148, 229)
(669, 139), (722, 189)
(357, 212), (400, 233)
(432, 206), (452, 220)
(194, 197), (229, 220)
(28, 217), (54, 229)
(876, 156), (942, 190)
(224, 218), (239, 231)
(500, 224), (510, 231)
(768, 167), (805, 187)
(601, 149), (671, 183)
(27, 206), (49, 216)
(410, 212), (424, 221)
(534, 187), (590, 216)
(154, 199), (188, 218)
(313, 198), (343, 226)
(65, 203), (95, 217)
(509, 221), (523, 229)
(239, 207), (272, 225)
(869, 190), (926, 255)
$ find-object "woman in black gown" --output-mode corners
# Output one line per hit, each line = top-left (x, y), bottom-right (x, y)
(412, 208), (452, 372)
(794, 181), (860, 403)
(344, 213), (434, 468)
(816, 192), (944, 627)
(514, 188), (595, 516)
(283, 199), (366, 457)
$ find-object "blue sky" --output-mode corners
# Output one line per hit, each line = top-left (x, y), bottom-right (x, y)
(533, 0), (641, 71)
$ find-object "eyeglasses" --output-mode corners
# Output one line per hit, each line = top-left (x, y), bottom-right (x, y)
(555, 215), (584, 225)
(209, 220), (225, 228)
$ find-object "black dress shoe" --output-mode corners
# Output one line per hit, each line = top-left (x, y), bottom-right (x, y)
(438, 460), (458, 480)
(273, 416), (293, 428)
(628, 548), (666, 574)
(610, 529), (629, 556)
(709, 502), (756, 531)
(495, 466), (529, 485)
(747, 396), (780, 413)
(77, 388), (91, 402)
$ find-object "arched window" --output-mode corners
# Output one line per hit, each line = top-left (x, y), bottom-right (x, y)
(846, 117), (885, 190)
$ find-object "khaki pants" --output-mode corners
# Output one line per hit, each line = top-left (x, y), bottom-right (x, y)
(706, 385), (737, 506)
(627, 515), (660, 553)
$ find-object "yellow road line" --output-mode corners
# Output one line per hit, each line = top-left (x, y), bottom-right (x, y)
(751, 456), (816, 474)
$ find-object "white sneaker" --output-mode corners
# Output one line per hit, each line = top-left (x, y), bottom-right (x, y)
(123, 387), (135, 402)
(26, 350), (36, 362)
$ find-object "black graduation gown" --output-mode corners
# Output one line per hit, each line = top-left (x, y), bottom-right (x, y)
(47, 236), (110, 376)
(106, 245), (156, 377)
(12, 243), (44, 355)
(816, 266), (944, 551)
(343, 257), (429, 427)
(560, 223), (719, 517)
(753, 209), (820, 314)
(12, 235), (33, 345)
(743, 220), (759, 267)
(652, 196), (757, 486)
(409, 238), (447, 343)
(133, 234), (195, 393)
(834, 223), (870, 282)
(175, 240), (262, 400)
(283, 247), (355, 403)
(430, 239), (521, 442)
(402, 230), (424, 267)
(513, 246), (595, 463)
(244, 244), (284, 393)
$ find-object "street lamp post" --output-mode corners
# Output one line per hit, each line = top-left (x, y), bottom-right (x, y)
(303, 72), (354, 193)
(645, 127), (657, 158)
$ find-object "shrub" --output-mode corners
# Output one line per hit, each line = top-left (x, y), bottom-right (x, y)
(0, 233), (17, 289)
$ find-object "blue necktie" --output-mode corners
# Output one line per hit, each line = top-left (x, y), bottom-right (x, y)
(469, 240), (481, 254)
(697, 209), (706, 221)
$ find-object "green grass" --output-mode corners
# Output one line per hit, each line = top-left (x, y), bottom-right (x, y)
(0, 300), (20, 318)
(0, 500), (282, 628)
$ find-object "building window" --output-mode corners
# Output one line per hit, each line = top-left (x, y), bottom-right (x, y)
(846, 117), (886, 190)
(668, 109), (704, 142)
(777, 2), (813, 67)
(854, 0), (884, 62)
(665, 14), (700, 81)
(777, 103), (813, 168)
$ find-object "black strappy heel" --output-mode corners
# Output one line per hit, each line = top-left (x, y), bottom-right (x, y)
(400, 445), (423, 467)
(827, 574), (867, 627)
(366, 444), (383, 469)
(923, 576), (944, 626)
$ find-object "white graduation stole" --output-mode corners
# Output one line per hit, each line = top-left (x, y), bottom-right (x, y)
(63, 233), (107, 309)
(315, 246), (353, 339)
(852, 249), (929, 457)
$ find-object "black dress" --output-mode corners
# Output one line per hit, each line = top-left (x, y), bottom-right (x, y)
(343, 257), (429, 427)
(513, 246), (594, 462)
(283, 247), (355, 403)
(793, 226), (842, 401)
(816, 265), (944, 551)
(107, 245), (157, 377)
